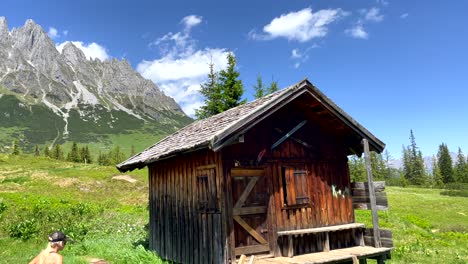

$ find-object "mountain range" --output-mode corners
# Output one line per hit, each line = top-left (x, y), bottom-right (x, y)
(0, 17), (191, 153)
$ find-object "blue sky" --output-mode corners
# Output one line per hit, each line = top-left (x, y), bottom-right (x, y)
(1, 0), (467, 159)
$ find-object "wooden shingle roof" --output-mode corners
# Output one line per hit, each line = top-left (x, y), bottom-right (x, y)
(117, 79), (385, 172)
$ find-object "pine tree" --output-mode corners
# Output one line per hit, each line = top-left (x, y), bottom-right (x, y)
(253, 75), (265, 99)
(370, 151), (387, 180)
(109, 146), (125, 165)
(195, 62), (221, 119)
(431, 156), (443, 187)
(11, 140), (20, 155)
(84, 146), (92, 164)
(383, 149), (392, 180)
(437, 143), (454, 183)
(52, 145), (64, 160)
(217, 52), (246, 112)
(267, 80), (279, 94)
(402, 145), (412, 182)
(348, 155), (366, 182)
(43, 146), (50, 157)
(68, 142), (80, 162)
(402, 130), (427, 185)
(34, 145), (40, 156)
(454, 147), (466, 183)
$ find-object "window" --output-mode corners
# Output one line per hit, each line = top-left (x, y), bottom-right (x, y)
(281, 165), (310, 206)
(196, 168), (218, 212)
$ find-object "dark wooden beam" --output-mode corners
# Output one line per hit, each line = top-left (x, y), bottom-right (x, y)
(362, 138), (381, 248)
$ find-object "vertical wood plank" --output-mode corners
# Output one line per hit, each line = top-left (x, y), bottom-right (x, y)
(363, 138), (381, 248)
(266, 164), (278, 256)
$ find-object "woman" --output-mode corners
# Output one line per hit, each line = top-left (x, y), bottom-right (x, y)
(29, 231), (69, 264)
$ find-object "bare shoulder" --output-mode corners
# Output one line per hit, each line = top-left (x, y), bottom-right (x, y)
(28, 250), (45, 264)
(48, 253), (63, 264)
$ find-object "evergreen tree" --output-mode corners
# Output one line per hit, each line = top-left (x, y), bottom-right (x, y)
(217, 52), (246, 112)
(370, 151), (387, 180)
(195, 62), (221, 119)
(109, 146), (125, 165)
(348, 155), (366, 182)
(431, 156), (444, 187)
(402, 130), (427, 185)
(43, 146), (50, 157)
(253, 75), (265, 99)
(52, 145), (64, 160)
(454, 147), (467, 183)
(437, 143), (454, 183)
(83, 146), (92, 164)
(382, 149), (392, 180)
(267, 80), (279, 94)
(11, 140), (20, 155)
(67, 142), (80, 162)
(97, 151), (109, 166)
(34, 145), (40, 156)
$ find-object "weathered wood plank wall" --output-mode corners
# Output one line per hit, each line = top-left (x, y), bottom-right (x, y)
(149, 149), (225, 264)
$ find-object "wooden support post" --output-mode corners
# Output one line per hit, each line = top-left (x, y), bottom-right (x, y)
(324, 232), (330, 252)
(362, 138), (382, 248)
(287, 235), (294, 257)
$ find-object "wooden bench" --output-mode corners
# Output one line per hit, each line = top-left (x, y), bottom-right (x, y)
(277, 223), (365, 257)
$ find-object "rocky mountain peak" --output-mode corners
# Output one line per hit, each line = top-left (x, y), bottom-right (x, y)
(61, 41), (87, 65)
(0, 17), (188, 145)
(0, 17), (10, 43)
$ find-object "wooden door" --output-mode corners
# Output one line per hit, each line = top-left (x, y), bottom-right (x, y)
(231, 168), (270, 256)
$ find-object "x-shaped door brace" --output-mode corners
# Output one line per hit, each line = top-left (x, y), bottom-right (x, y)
(233, 176), (268, 245)
(271, 120), (307, 150)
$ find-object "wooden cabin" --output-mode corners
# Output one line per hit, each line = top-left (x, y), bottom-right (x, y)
(117, 79), (391, 264)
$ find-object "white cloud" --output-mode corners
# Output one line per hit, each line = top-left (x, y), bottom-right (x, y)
(346, 24), (368, 39)
(251, 7), (346, 42)
(376, 0), (389, 6)
(63, 30), (68, 36)
(365, 8), (384, 22)
(140, 15), (229, 117)
(291, 49), (302, 59)
(400, 13), (409, 19)
(182, 15), (202, 31)
(56, 41), (110, 61)
(48, 27), (59, 39)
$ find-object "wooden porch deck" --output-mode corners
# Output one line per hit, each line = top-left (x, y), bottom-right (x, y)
(254, 246), (392, 264)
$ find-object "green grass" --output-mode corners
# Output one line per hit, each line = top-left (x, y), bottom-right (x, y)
(0, 154), (166, 263)
(0, 155), (467, 263)
(355, 187), (468, 263)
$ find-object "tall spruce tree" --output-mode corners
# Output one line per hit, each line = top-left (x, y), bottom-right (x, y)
(196, 53), (245, 118)
(195, 62), (221, 119)
(52, 145), (64, 160)
(402, 130), (426, 185)
(348, 155), (366, 182)
(68, 142), (80, 162)
(431, 156), (444, 186)
(217, 52), (245, 111)
(43, 146), (50, 157)
(253, 75), (265, 99)
(454, 147), (466, 183)
(34, 145), (40, 156)
(267, 80), (279, 94)
(11, 140), (20, 155)
(437, 143), (454, 183)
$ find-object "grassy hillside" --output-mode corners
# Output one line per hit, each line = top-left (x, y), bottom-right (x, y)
(0, 92), (192, 154)
(0, 155), (467, 263)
